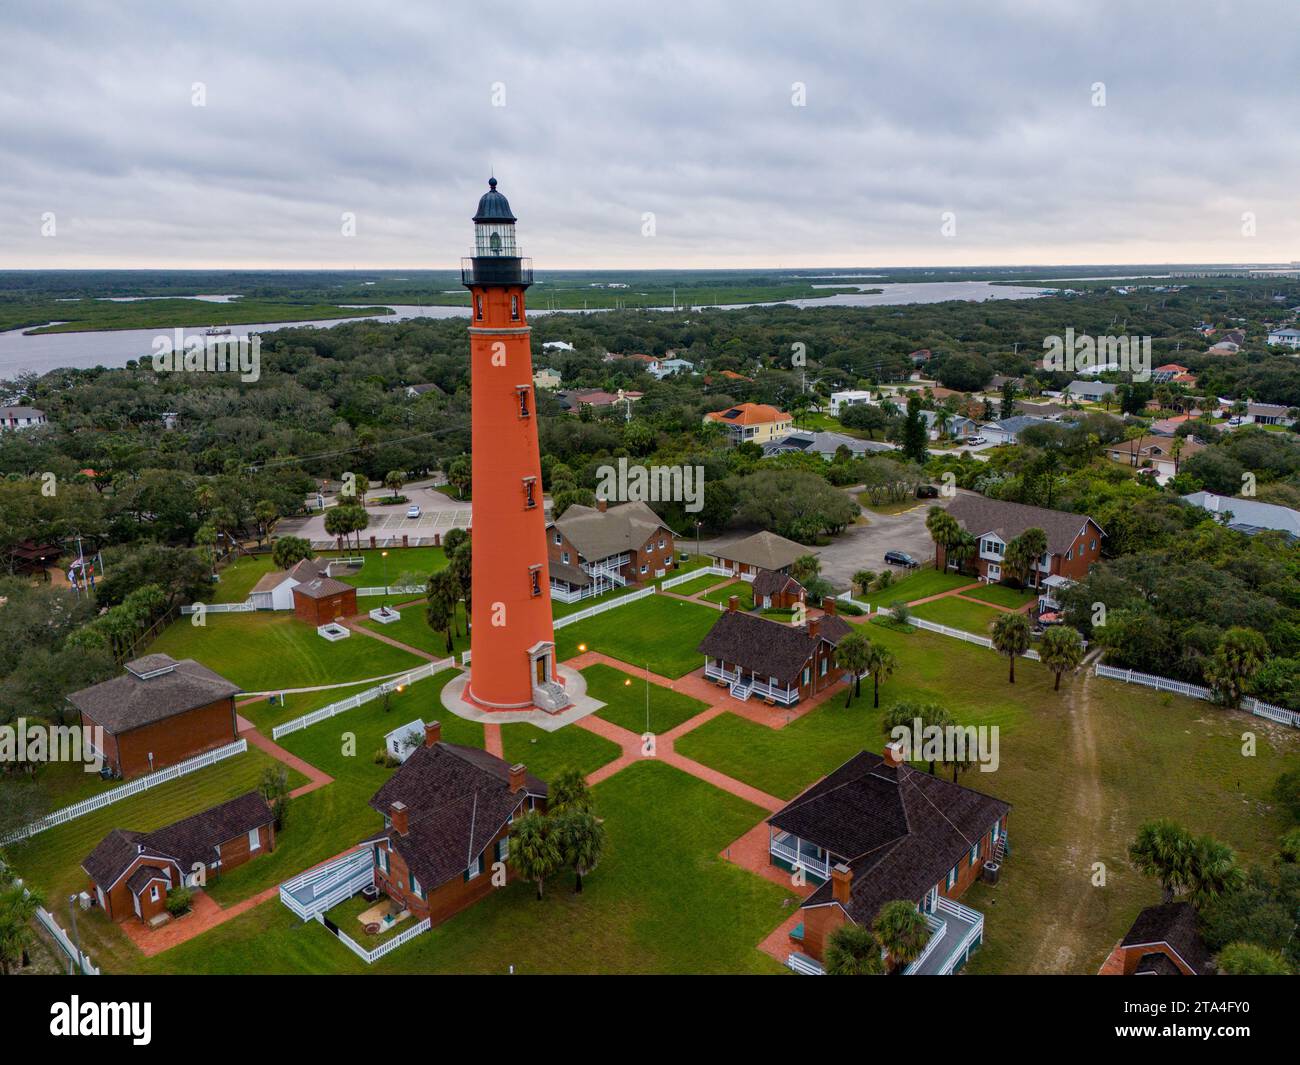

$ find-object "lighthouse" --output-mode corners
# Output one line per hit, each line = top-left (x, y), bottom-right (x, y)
(459, 179), (565, 711)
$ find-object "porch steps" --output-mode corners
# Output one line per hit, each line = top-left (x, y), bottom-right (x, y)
(532, 680), (571, 714)
(729, 677), (753, 701)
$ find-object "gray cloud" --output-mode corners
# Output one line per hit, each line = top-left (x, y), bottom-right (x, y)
(2, 0), (1297, 268)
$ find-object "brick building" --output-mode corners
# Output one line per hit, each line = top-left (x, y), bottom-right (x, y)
(547, 500), (676, 598)
(67, 654), (240, 779)
(940, 495), (1104, 585)
(291, 575), (358, 625)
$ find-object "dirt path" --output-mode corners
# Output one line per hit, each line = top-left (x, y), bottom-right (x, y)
(1025, 651), (1105, 973)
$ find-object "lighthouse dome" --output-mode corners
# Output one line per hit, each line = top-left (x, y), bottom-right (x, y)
(472, 177), (516, 223)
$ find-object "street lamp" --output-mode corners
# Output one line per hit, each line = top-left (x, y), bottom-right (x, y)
(381, 550), (389, 606)
(694, 520), (702, 560)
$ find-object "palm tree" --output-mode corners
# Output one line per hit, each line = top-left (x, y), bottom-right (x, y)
(323, 506), (350, 550)
(873, 900), (932, 973)
(0, 877), (42, 975)
(253, 500), (279, 545)
(509, 811), (561, 901)
(791, 554), (821, 586)
(1038, 625), (1085, 691)
(425, 570), (459, 653)
(555, 810), (605, 893)
(384, 470), (405, 500)
(549, 768), (592, 815)
(1128, 819), (1196, 903)
(946, 531), (977, 575)
(1188, 835), (1244, 903)
(925, 507), (960, 565)
(449, 543), (471, 637)
(1011, 527), (1047, 589)
(824, 923), (884, 975)
(863, 643), (897, 709)
(991, 612), (1031, 683)
(834, 629), (873, 707)
(851, 570), (876, 597)
(881, 701), (952, 775)
(1204, 627), (1268, 707)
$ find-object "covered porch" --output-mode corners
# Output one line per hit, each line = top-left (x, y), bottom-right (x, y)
(768, 827), (832, 881)
(703, 658), (799, 705)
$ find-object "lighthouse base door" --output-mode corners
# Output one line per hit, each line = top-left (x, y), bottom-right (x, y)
(527, 641), (555, 685)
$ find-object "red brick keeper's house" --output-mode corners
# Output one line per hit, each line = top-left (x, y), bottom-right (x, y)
(67, 654), (241, 779)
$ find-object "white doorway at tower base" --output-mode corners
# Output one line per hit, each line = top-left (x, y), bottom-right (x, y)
(438, 664), (605, 731)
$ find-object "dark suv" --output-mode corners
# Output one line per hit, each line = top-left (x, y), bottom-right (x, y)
(916, 484), (939, 498)
(884, 550), (920, 568)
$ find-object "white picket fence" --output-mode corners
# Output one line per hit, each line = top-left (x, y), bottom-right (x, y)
(34, 902), (100, 974)
(552, 585), (655, 629)
(180, 601), (256, 615)
(354, 585), (425, 598)
(660, 565), (731, 590)
(0, 740), (249, 846)
(1095, 663), (1300, 728)
(270, 658), (456, 740)
(321, 912), (432, 964)
(874, 606), (1041, 660)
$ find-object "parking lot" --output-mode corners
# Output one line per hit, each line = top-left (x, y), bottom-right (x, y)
(278, 483), (472, 549)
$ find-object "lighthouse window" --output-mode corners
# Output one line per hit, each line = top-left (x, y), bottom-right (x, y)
(516, 386), (531, 418)
(522, 477), (537, 509)
(510, 295), (519, 321)
(475, 296), (483, 321)
(528, 565), (542, 597)
(490, 231), (502, 254)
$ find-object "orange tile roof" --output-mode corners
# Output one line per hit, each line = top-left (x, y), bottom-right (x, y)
(705, 402), (791, 426)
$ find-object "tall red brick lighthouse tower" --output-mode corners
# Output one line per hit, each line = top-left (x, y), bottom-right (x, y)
(460, 179), (564, 711)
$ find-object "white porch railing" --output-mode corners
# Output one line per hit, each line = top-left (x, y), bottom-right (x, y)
(279, 847), (376, 920)
(271, 658), (456, 739)
(703, 660), (740, 684)
(770, 834), (831, 880)
(0, 739), (249, 845)
(181, 600), (257, 615)
(748, 678), (800, 705)
(933, 897), (984, 975)
(902, 912), (948, 975)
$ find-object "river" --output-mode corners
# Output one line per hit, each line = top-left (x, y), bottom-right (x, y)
(0, 281), (1050, 377)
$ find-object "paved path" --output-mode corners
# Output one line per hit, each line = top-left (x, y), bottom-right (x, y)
(236, 715), (334, 798)
(342, 617), (441, 661)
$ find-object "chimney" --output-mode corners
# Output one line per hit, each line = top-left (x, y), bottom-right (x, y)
(808, 616), (821, 641)
(597, 498), (607, 513)
(424, 720), (441, 748)
(389, 801), (409, 836)
(882, 740), (905, 768)
(823, 597), (836, 617)
(509, 763), (527, 793)
(831, 863), (852, 905)
(727, 595), (739, 613)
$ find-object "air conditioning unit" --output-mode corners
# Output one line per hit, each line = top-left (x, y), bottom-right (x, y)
(981, 861), (1001, 885)
(78, 892), (93, 910)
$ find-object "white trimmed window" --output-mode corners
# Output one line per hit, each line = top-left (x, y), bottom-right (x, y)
(946, 866), (957, 890)
(465, 855), (482, 881)
(150, 884), (160, 902)
(248, 827), (261, 852)
(376, 845), (389, 874)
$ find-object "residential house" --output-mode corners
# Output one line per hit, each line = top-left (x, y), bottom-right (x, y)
(404, 383), (443, 398)
(773, 743), (1010, 975)
(367, 721), (547, 927)
(1064, 380), (1119, 404)
(920, 409), (977, 441)
(698, 599), (852, 705)
(762, 429), (893, 460)
(704, 402), (793, 445)
(941, 495), (1105, 584)
(1266, 327), (1300, 350)
(648, 358), (694, 379)
(82, 791), (275, 923)
(1150, 413), (1195, 436)
(541, 340), (574, 352)
(553, 388), (643, 414)
(708, 529), (809, 580)
(606, 352), (661, 374)
(979, 415), (1056, 446)
(292, 576), (358, 626)
(532, 367), (562, 389)
(546, 499), (676, 599)
(1104, 435), (1203, 483)
(0, 405), (46, 430)
(68, 654), (241, 779)
(1181, 491), (1300, 540)
(828, 389), (874, 416)
(1243, 402), (1295, 427)
(1152, 363), (1197, 386)
(909, 349), (932, 366)
(751, 568), (806, 610)
(248, 556), (343, 611)
(1098, 902), (1211, 975)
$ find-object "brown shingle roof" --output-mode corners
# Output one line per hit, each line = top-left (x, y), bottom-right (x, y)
(751, 568), (803, 598)
(292, 576), (354, 600)
(369, 742), (547, 892)
(67, 656), (240, 735)
(710, 530), (812, 572)
(946, 495), (1102, 556)
(1121, 901), (1210, 974)
(548, 501), (672, 564)
(784, 751), (1010, 925)
(697, 610), (851, 687)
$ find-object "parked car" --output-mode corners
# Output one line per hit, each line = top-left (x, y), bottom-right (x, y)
(915, 484), (940, 498)
(406, 505), (422, 519)
(884, 550), (919, 568)
(966, 435), (986, 445)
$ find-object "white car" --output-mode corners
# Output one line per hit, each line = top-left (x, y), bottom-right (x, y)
(406, 505), (421, 519)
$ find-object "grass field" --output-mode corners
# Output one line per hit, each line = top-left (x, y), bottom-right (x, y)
(322, 547), (448, 587)
(673, 620), (1300, 974)
(236, 681), (376, 733)
(9, 747), (306, 971)
(909, 595), (1003, 633)
(583, 662), (710, 735)
(661, 571), (731, 598)
(356, 601), (467, 658)
(700, 580), (753, 610)
(963, 582), (1036, 608)
(555, 594), (719, 678)
(868, 567), (970, 603)
(146, 612), (426, 691)
(211, 555), (276, 603)
(137, 761), (791, 974)
(499, 720), (622, 780)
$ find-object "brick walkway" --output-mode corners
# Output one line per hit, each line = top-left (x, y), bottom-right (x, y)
(483, 723), (504, 758)
(236, 715), (334, 798)
(342, 616), (441, 661)
(904, 582), (982, 606)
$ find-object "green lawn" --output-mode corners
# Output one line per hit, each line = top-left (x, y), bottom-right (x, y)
(868, 567), (970, 604)
(321, 547), (449, 588)
(661, 571), (731, 598)
(909, 595), (1003, 634)
(963, 582), (1036, 608)
(583, 663), (710, 735)
(700, 580), (754, 610)
(499, 721), (622, 780)
(8, 747), (305, 972)
(137, 761), (791, 974)
(324, 892), (418, 947)
(146, 612), (426, 692)
(356, 601), (468, 658)
(210, 555), (276, 603)
(673, 620), (1300, 974)
(236, 681), (377, 734)
(556, 594), (720, 678)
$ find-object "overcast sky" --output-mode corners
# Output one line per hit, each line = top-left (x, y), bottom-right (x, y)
(2, 0), (1297, 270)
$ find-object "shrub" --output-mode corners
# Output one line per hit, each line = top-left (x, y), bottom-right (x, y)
(166, 887), (193, 916)
(835, 600), (865, 616)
